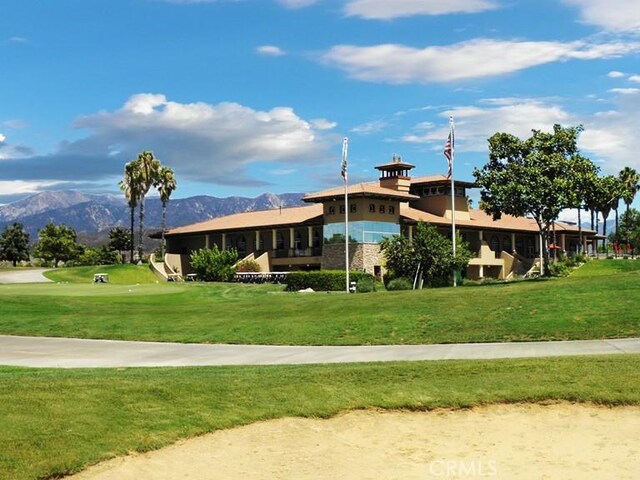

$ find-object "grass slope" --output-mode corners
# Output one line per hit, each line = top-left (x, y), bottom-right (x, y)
(0, 259), (638, 345)
(1, 355), (639, 480)
(43, 264), (158, 285)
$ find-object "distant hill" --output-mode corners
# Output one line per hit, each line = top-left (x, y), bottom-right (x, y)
(0, 191), (305, 243)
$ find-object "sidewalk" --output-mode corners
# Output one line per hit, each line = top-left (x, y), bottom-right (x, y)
(0, 335), (638, 368)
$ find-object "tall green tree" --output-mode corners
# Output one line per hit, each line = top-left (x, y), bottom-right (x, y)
(155, 165), (177, 257)
(380, 222), (472, 288)
(119, 161), (140, 263)
(567, 155), (599, 254)
(0, 223), (30, 266)
(473, 124), (584, 275)
(133, 151), (161, 262)
(108, 226), (132, 262)
(33, 223), (83, 267)
(593, 175), (625, 253)
(619, 167), (640, 242)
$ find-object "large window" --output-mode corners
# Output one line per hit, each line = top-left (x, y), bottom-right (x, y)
(323, 221), (400, 244)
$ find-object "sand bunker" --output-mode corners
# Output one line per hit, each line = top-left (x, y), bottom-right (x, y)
(69, 404), (640, 479)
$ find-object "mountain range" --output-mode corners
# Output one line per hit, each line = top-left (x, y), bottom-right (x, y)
(0, 191), (305, 243)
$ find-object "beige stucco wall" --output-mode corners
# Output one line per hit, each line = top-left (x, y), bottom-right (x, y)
(410, 194), (470, 220)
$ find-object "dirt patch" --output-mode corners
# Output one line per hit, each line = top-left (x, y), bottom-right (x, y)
(68, 403), (640, 479)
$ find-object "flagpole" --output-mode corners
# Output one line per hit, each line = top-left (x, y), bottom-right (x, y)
(448, 115), (457, 287)
(342, 137), (350, 293)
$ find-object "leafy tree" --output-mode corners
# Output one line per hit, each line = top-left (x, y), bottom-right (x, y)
(155, 165), (177, 257)
(592, 175), (624, 253)
(33, 223), (83, 267)
(119, 161), (141, 263)
(380, 222), (472, 288)
(567, 155), (599, 253)
(76, 246), (120, 266)
(108, 226), (132, 262)
(473, 124), (585, 275)
(189, 245), (238, 282)
(0, 222), (30, 266)
(619, 167), (640, 242)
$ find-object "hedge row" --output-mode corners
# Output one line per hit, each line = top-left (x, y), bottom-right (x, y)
(285, 270), (375, 292)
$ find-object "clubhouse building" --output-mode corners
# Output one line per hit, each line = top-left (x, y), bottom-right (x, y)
(158, 158), (595, 281)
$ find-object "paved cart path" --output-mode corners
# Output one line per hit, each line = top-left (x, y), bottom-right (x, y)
(0, 268), (52, 284)
(0, 335), (639, 368)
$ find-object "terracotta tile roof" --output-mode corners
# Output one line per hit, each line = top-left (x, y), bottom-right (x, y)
(303, 182), (419, 202)
(165, 204), (323, 236)
(400, 205), (595, 234)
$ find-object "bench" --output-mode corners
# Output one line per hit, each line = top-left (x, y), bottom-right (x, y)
(186, 273), (198, 282)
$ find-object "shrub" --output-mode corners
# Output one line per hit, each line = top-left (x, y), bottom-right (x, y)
(73, 246), (120, 266)
(386, 277), (413, 291)
(285, 270), (375, 292)
(356, 276), (375, 293)
(550, 260), (571, 277)
(236, 259), (261, 272)
(190, 246), (238, 282)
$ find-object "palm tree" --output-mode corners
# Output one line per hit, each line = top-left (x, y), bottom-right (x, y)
(155, 166), (177, 257)
(596, 175), (624, 254)
(119, 161), (141, 263)
(619, 167), (640, 242)
(133, 151), (161, 262)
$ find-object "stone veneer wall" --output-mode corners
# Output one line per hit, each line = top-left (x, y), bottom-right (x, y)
(321, 243), (384, 275)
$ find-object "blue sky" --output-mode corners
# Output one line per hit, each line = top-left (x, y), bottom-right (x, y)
(1, 0), (640, 211)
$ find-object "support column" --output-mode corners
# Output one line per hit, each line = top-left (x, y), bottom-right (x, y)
(205, 234), (210, 249)
(479, 264), (484, 278)
(308, 226), (313, 250)
(289, 227), (295, 249)
(222, 233), (226, 250)
(511, 233), (516, 254)
(561, 233), (566, 252)
(408, 225), (414, 241)
(255, 230), (260, 251)
(272, 229), (277, 250)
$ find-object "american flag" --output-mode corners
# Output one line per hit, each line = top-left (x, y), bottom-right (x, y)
(444, 127), (454, 178)
(341, 137), (349, 182)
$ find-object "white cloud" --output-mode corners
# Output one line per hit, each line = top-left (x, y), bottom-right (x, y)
(563, 0), (640, 33)
(629, 75), (640, 83)
(0, 133), (34, 160)
(607, 70), (625, 78)
(277, 0), (319, 8)
(351, 120), (387, 135)
(0, 180), (60, 195)
(344, 0), (498, 20)
(401, 99), (571, 152)
(310, 118), (337, 130)
(256, 45), (286, 56)
(609, 88), (640, 94)
(7, 36), (28, 43)
(19, 94), (331, 185)
(322, 39), (640, 84)
(572, 91), (640, 173)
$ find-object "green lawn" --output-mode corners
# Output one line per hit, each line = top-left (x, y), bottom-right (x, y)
(0, 259), (638, 345)
(1, 355), (639, 480)
(43, 263), (158, 284)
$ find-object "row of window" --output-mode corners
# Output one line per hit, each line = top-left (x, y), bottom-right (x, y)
(323, 221), (400, 245)
(327, 203), (397, 215)
(415, 186), (465, 197)
(227, 231), (322, 251)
